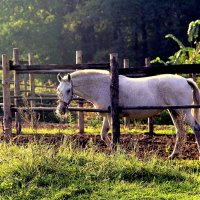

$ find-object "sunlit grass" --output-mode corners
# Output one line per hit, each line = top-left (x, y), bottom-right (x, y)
(12, 127), (79, 135)
(10, 124), (195, 135)
(12, 125), (101, 135)
(9, 119), (193, 135)
(12, 125), (156, 135)
(0, 142), (199, 199)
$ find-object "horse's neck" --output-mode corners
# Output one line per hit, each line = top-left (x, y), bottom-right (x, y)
(73, 75), (109, 104)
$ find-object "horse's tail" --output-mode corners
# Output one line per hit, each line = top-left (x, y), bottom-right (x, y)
(187, 78), (200, 122)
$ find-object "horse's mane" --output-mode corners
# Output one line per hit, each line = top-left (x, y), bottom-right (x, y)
(70, 69), (109, 79)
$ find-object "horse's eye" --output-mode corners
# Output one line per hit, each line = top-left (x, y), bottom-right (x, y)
(66, 89), (71, 94)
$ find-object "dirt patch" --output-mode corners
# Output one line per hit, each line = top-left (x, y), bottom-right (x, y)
(0, 133), (198, 160)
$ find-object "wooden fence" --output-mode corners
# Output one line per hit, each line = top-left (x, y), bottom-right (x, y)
(0, 49), (111, 136)
(1, 48), (200, 148)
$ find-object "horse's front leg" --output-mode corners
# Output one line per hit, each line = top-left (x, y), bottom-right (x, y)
(100, 115), (111, 146)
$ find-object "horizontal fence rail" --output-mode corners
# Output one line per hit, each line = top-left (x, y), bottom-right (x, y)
(16, 70), (75, 74)
(119, 64), (200, 77)
(10, 106), (109, 113)
(10, 63), (110, 71)
(2, 62), (200, 76)
(1, 62), (199, 76)
(1, 61), (200, 77)
(5, 104), (200, 113)
(120, 104), (200, 110)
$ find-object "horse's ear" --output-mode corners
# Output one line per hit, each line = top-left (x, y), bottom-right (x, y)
(67, 74), (71, 82)
(57, 73), (63, 82)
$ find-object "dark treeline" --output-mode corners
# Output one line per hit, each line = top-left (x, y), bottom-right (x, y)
(0, 0), (200, 66)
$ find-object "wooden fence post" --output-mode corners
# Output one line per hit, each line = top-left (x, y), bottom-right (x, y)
(76, 50), (84, 134)
(110, 53), (120, 149)
(23, 73), (29, 97)
(13, 48), (21, 134)
(28, 53), (36, 128)
(28, 53), (35, 105)
(2, 54), (12, 135)
(123, 59), (130, 129)
(145, 58), (154, 135)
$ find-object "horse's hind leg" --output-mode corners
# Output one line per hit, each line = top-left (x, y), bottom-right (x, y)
(183, 111), (200, 159)
(171, 109), (200, 159)
(168, 110), (186, 159)
(193, 122), (200, 159)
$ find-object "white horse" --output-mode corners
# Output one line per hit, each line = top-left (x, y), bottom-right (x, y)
(56, 69), (200, 159)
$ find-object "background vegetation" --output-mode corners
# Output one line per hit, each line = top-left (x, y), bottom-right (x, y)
(1, 0), (200, 67)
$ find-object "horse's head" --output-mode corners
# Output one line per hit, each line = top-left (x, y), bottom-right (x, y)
(56, 73), (73, 115)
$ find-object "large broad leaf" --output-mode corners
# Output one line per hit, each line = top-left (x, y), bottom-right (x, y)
(188, 21), (195, 42)
(188, 20), (200, 43)
(150, 57), (167, 65)
(165, 34), (185, 49)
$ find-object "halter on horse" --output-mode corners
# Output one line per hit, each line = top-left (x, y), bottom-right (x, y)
(56, 73), (73, 114)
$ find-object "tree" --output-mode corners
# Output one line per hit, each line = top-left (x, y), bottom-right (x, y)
(0, 0), (200, 67)
(63, 0), (200, 65)
(0, 0), (80, 64)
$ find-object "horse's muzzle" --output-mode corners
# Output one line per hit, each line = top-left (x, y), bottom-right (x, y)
(56, 103), (68, 115)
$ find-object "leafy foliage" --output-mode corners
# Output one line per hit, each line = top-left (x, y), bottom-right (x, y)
(188, 19), (200, 43)
(0, 0), (200, 66)
(151, 19), (200, 65)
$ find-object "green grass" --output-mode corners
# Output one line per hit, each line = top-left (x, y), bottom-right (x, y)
(13, 124), (194, 135)
(0, 142), (199, 200)
(13, 126), (152, 135)
(12, 126), (100, 135)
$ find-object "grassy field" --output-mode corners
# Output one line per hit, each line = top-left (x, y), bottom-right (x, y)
(14, 124), (193, 135)
(0, 141), (199, 200)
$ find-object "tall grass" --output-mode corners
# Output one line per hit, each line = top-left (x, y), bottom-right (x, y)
(0, 142), (199, 199)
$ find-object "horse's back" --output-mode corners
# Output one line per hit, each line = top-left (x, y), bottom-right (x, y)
(118, 74), (193, 118)
(119, 74), (189, 94)
(156, 74), (193, 105)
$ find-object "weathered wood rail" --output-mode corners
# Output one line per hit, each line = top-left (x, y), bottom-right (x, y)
(119, 64), (200, 77)
(9, 104), (200, 112)
(1, 48), (200, 149)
